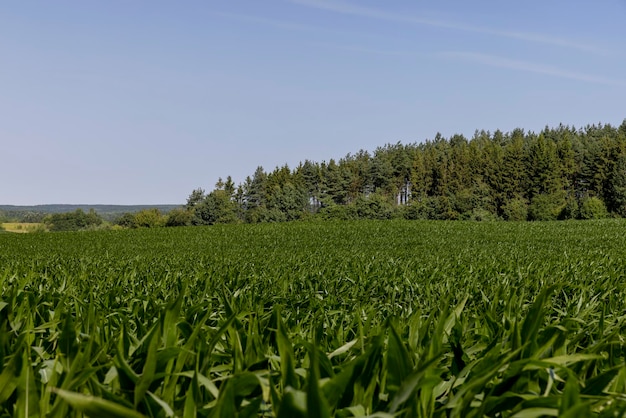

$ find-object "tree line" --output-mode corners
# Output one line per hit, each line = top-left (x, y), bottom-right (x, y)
(17, 120), (626, 231)
(182, 121), (626, 224)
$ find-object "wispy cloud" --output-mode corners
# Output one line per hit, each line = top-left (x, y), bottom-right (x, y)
(215, 11), (422, 58)
(214, 11), (329, 33)
(308, 41), (418, 57)
(441, 51), (626, 87)
(288, 0), (608, 55)
(213, 10), (387, 42)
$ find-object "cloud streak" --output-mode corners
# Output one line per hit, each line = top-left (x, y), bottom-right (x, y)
(214, 11), (330, 33)
(213, 10), (387, 41)
(288, 0), (608, 55)
(441, 51), (626, 87)
(308, 41), (419, 57)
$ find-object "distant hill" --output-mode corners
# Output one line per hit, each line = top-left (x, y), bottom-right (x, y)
(0, 204), (181, 222)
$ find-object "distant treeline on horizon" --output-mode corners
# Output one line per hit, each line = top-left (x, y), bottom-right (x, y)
(0, 204), (180, 223)
(4, 120), (626, 229)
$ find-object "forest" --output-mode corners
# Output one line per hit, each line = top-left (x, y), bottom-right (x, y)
(4, 121), (625, 232)
(185, 121), (626, 225)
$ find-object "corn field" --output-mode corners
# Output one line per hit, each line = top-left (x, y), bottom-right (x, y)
(2, 220), (626, 417)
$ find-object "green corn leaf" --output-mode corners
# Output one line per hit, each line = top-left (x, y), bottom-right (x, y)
(443, 294), (469, 337)
(0, 351), (20, 404)
(17, 349), (40, 418)
(228, 325), (245, 374)
(357, 334), (384, 391)
(581, 365), (621, 396)
(276, 387), (307, 418)
(276, 310), (299, 390)
(114, 335), (139, 386)
(560, 403), (591, 418)
(209, 378), (237, 418)
(542, 353), (603, 366)
(388, 354), (442, 414)
(207, 313), (237, 356)
(179, 370), (220, 399)
(269, 372), (283, 416)
(320, 334), (384, 411)
(67, 364), (108, 391)
(317, 347), (335, 379)
(328, 339), (358, 359)
(51, 388), (146, 418)
(306, 343), (331, 418)
(230, 372), (262, 398)
(163, 288), (184, 348)
(386, 322), (413, 395)
(174, 311), (210, 374)
(427, 305), (448, 362)
(520, 286), (553, 358)
(183, 385), (197, 418)
(446, 347), (522, 417)
(559, 376), (580, 415)
(240, 397), (263, 418)
(510, 407), (558, 418)
(59, 313), (78, 362)
(134, 324), (161, 407)
(322, 358), (357, 409)
(146, 391), (174, 417)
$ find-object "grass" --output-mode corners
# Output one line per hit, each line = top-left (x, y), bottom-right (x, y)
(1, 220), (626, 416)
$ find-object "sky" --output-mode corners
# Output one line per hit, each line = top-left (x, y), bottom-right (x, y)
(1, 1), (625, 205)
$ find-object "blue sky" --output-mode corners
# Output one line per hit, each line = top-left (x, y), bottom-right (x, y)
(2, 0), (625, 205)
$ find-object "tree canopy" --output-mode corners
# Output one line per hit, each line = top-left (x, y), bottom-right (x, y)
(181, 121), (625, 224)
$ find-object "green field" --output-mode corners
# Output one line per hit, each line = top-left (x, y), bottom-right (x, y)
(2, 220), (626, 417)
(0, 223), (46, 233)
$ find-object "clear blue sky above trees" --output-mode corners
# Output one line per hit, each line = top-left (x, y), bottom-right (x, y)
(2, 0), (625, 205)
